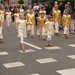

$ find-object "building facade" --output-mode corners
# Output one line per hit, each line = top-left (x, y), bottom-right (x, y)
(3, 0), (31, 6)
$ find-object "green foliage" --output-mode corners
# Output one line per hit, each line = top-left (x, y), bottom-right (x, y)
(18, 0), (24, 4)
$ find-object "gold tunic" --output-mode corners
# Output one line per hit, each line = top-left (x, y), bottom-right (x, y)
(17, 19), (27, 38)
(37, 17), (46, 27)
(53, 10), (61, 22)
(62, 14), (71, 26)
(26, 13), (35, 25)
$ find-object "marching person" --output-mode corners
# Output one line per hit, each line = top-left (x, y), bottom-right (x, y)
(37, 11), (46, 40)
(53, 5), (61, 36)
(62, 9), (71, 39)
(0, 6), (5, 29)
(17, 13), (27, 52)
(26, 8), (35, 38)
(6, 8), (12, 32)
(45, 15), (54, 47)
(14, 8), (20, 31)
(0, 17), (3, 43)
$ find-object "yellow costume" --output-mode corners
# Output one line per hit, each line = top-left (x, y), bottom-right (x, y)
(14, 13), (20, 23)
(62, 14), (71, 34)
(17, 19), (27, 38)
(0, 17), (3, 39)
(26, 13), (35, 25)
(20, 9), (24, 13)
(6, 12), (12, 22)
(0, 10), (4, 22)
(53, 10), (61, 33)
(53, 10), (61, 22)
(62, 14), (71, 26)
(45, 21), (54, 36)
(37, 16), (46, 36)
(37, 17), (46, 27)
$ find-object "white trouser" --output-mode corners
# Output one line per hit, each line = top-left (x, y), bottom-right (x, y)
(7, 22), (10, 27)
(20, 36), (24, 43)
(27, 25), (34, 35)
(55, 22), (60, 33)
(0, 28), (3, 39)
(64, 26), (69, 34)
(47, 34), (52, 41)
(37, 27), (46, 36)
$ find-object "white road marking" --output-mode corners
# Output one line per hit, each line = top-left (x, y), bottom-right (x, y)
(18, 49), (35, 53)
(36, 58), (57, 64)
(29, 73), (39, 75)
(56, 68), (75, 75)
(68, 44), (75, 47)
(24, 42), (42, 50)
(0, 52), (8, 55)
(67, 55), (75, 59)
(3, 62), (25, 68)
(45, 46), (61, 50)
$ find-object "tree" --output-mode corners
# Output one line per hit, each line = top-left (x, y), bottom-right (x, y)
(18, 0), (24, 4)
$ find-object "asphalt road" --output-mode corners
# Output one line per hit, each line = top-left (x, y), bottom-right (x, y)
(0, 20), (75, 75)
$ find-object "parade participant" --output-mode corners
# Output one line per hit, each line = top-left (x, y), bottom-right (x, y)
(0, 17), (3, 43)
(17, 13), (27, 52)
(14, 8), (20, 31)
(0, 6), (5, 29)
(20, 5), (24, 13)
(53, 4), (61, 36)
(26, 8), (35, 38)
(37, 12), (46, 40)
(62, 9), (71, 39)
(39, 6), (46, 15)
(45, 15), (54, 47)
(6, 8), (12, 32)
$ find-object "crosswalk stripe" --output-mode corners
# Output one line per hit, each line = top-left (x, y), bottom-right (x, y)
(29, 73), (39, 75)
(36, 58), (57, 64)
(24, 42), (42, 50)
(18, 49), (35, 53)
(68, 44), (75, 47)
(67, 55), (75, 59)
(0, 52), (8, 55)
(56, 68), (75, 75)
(3, 62), (25, 68)
(45, 46), (61, 50)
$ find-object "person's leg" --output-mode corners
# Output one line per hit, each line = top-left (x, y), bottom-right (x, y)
(20, 36), (25, 51)
(7, 22), (10, 31)
(42, 27), (46, 40)
(37, 27), (41, 39)
(64, 26), (67, 39)
(27, 25), (30, 36)
(55, 22), (59, 36)
(31, 25), (34, 38)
